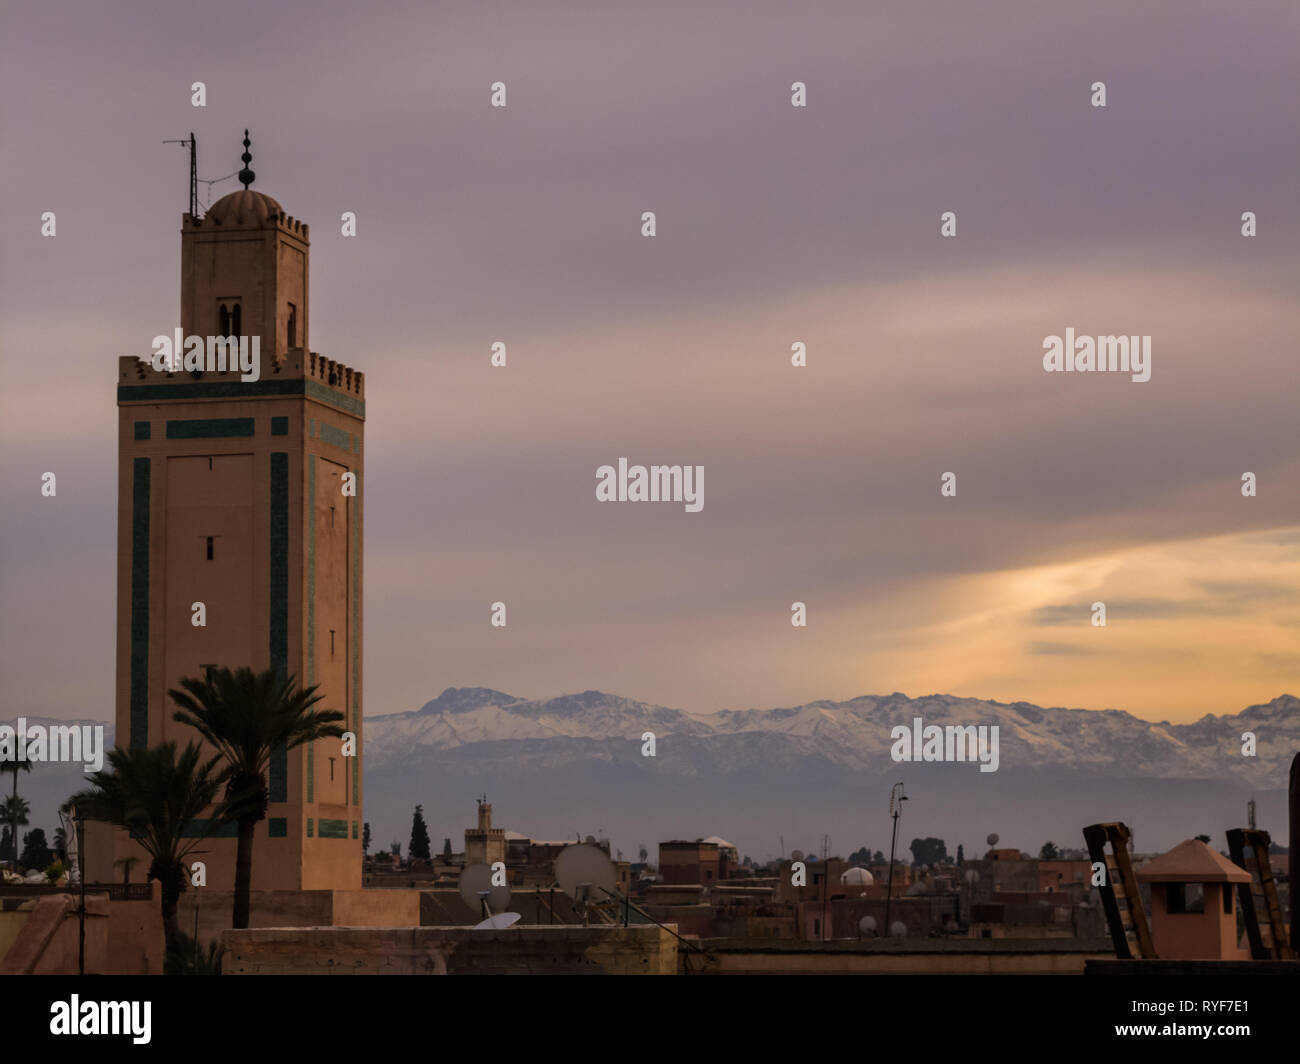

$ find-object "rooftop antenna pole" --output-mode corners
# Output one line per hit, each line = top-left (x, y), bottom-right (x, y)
(188, 134), (197, 217)
(885, 781), (908, 939)
(162, 133), (199, 219)
(76, 807), (86, 976)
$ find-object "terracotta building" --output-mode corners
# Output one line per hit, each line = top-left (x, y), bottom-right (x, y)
(110, 143), (365, 890)
(1136, 839), (1251, 960)
(659, 840), (732, 885)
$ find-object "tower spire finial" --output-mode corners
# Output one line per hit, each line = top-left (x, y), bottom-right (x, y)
(238, 129), (255, 190)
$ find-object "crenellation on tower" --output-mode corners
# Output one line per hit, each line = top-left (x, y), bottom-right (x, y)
(119, 347), (365, 395)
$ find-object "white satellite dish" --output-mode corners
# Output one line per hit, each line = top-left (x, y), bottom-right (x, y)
(555, 844), (617, 905)
(459, 862), (511, 917)
(889, 920), (908, 938)
(859, 915), (877, 935)
(473, 912), (522, 930)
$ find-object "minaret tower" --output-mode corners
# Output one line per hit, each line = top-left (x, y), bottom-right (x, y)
(113, 132), (365, 891)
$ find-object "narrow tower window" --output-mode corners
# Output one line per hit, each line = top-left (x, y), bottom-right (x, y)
(329, 629), (336, 658)
(231, 302), (242, 337)
(218, 303), (230, 336)
(205, 536), (214, 561)
(287, 303), (297, 349)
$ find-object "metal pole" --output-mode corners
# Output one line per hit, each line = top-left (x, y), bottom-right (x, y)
(77, 812), (86, 976)
(188, 134), (198, 219)
(1290, 753), (1298, 953)
(885, 782), (906, 938)
(885, 812), (898, 936)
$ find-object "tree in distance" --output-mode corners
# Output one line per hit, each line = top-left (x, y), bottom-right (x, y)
(409, 804), (431, 862)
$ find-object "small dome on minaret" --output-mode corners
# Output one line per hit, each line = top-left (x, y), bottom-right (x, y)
(206, 188), (283, 226)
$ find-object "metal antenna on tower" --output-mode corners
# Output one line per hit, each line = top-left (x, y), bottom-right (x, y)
(163, 133), (199, 218)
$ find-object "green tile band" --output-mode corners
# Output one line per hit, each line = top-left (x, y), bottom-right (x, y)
(180, 818), (240, 838)
(351, 473), (360, 807)
(319, 422), (350, 451)
(129, 458), (151, 749)
(269, 452), (289, 803)
(318, 818), (349, 839)
(271, 416), (289, 436)
(307, 455), (316, 686)
(166, 417), (254, 439)
(306, 453), (316, 804)
(306, 818), (314, 838)
(134, 422), (151, 440)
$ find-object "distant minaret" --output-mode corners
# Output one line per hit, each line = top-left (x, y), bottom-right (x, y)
(465, 796), (505, 865)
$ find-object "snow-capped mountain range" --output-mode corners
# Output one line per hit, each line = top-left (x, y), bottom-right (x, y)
(365, 687), (1298, 782)
(357, 688), (1297, 858)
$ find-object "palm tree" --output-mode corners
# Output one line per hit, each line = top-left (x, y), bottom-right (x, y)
(0, 796), (30, 871)
(68, 741), (229, 952)
(1, 752), (32, 872)
(169, 666), (345, 929)
(114, 855), (141, 886)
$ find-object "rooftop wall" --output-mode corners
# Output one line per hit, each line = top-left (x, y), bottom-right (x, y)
(221, 924), (677, 975)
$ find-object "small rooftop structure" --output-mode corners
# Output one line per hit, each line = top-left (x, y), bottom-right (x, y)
(1137, 839), (1250, 961)
(1136, 839), (1250, 884)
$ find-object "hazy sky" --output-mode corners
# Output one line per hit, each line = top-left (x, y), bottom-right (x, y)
(2, 0), (1297, 726)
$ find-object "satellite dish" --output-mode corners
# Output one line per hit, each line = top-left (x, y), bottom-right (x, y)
(555, 844), (617, 903)
(965, 869), (979, 884)
(473, 912), (522, 930)
(889, 921), (907, 938)
(790, 850), (805, 862)
(858, 915), (877, 934)
(459, 863), (511, 916)
(986, 833), (999, 847)
(584, 834), (597, 846)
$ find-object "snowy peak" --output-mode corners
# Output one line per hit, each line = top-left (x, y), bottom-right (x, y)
(414, 687), (523, 715)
